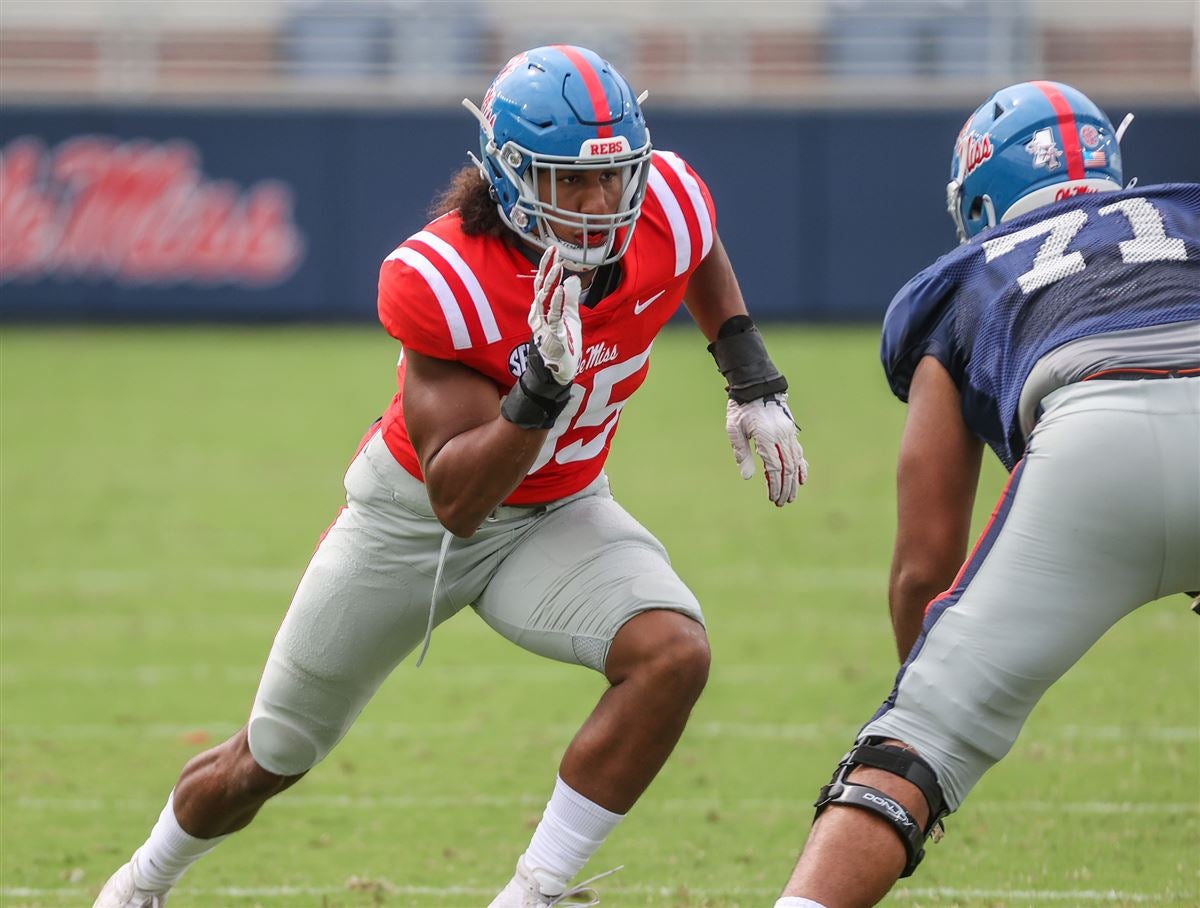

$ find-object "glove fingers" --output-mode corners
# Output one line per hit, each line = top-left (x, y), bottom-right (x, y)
(543, 263), (563, 315)
(774, 444), (790, 506)
(548, 284), (564, 323)
(534, 273), (562, 318)
(766, 465), (782, 504)
(738, 457), (755, 481)
(782, 440), (803, 504)
(793, 440), (809, 486)
(563, 312), (580, 362)
(732, 446), (755, 480)
(530, 253), (563, 334)
(726, 424), (755, 480)
(775, 443), (792, 506)
(756, 437), (782, 503)
(777, 443), (796, 503)
(561, 275), (581, 315)
(534, 246), (557, 296)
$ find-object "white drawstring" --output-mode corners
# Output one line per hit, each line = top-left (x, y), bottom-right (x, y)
(415, 529), (455, 667)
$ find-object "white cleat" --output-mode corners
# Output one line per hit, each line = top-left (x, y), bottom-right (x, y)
(93, 852), (171, 908)
(487, 857), (619, 908)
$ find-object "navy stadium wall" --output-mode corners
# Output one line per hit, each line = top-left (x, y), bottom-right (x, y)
(2, 106), (1197, 323)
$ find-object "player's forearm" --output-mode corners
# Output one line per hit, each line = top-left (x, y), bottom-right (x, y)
(887, 521), (972, 661)
(423, 420), (548, 537)
(887, 565), (955, 661)
(890, 360), (983, 660)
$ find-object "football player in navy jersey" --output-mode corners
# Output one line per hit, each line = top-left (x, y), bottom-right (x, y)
(775, 81), (1199, 908)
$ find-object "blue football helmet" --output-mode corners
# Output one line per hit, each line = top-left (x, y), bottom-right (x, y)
(464, 45), (652, 270)
(947, 81), (1127, 243)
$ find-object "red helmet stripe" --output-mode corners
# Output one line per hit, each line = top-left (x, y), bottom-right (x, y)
(1031, 81), (1085, 181)
(552, 45), (614, 139)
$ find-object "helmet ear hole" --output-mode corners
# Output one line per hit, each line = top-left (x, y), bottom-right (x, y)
(967, 196), (985, 220)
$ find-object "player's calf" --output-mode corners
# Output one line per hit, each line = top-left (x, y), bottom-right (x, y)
(774, 738), (950, 908)
(172, 727), (306, 836)
(95, 728), (305, 907)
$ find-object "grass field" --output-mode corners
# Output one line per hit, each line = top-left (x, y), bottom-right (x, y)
(1, 325), (1196, 908)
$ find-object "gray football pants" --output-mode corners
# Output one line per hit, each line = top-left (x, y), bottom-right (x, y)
(864, 377), (1200, 811)
(247, 430), (704, 777)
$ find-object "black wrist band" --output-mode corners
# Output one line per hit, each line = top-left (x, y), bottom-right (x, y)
(717, 314), (755, 339)
(501, 380), (567, 429)
(500, 344), (572, 429)
(707, 316), (789, 403)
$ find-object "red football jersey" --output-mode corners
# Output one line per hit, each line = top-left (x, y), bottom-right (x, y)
(377, 150), (717, 505)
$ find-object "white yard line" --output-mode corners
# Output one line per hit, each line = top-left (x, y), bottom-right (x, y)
(4, 565), (890, 597)
(0, 663), (847, 683)
(897, 888), (1170, 903)
(4, 719), (1195, 743)
(11, 794), (1198, 815)
(7, 567), (303, 595)
(3, 662), (1194, 695)
(0, 884), (1175, 902)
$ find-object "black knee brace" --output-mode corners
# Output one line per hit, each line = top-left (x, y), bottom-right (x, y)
(813, 736), (949, 877)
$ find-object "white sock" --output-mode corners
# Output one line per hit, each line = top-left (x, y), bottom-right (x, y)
(132, 792), (229, 891)
(774, 899), (828, 908)
(521, 776), (624, 883)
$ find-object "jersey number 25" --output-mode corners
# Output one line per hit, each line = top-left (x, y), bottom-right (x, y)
(528, 343), (655, 474)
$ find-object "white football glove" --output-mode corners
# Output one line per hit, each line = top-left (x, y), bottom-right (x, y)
(528, 247), (583, 385)
(725, 393), (808, 507)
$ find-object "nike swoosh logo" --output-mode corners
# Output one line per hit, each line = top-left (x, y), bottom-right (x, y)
(633, 290), (667, 315)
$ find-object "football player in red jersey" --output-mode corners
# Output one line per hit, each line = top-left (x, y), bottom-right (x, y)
(95, 46), (806, 908)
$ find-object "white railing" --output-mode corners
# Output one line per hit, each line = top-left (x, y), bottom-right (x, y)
(1, 1), (1196, 107)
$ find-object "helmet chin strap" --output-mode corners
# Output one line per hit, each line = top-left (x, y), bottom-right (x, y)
(545, 235), (610, 272)
(981, 195), (998, 231)
(512, 232), (605, 273)
(947, 186), (997, 245)
(947, 180), (965, 244)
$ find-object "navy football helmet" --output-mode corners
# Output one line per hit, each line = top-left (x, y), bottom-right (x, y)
(464, 45), (652, 269)
(947, 81), (1128, 243)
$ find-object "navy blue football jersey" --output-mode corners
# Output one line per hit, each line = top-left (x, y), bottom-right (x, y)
(882, 182), (1200, 470)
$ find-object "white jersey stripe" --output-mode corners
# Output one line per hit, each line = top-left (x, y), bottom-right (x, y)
(647, 166), (691, 276)
(659, 151), (714, 259)
(411, 231), (500, 344)
(384, 246), (471, 350)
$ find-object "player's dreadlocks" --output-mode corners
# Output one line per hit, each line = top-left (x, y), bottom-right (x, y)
(431, 165), (510, 240)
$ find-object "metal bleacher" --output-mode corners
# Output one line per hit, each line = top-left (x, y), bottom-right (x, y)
(1, 0), (1196, 108)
